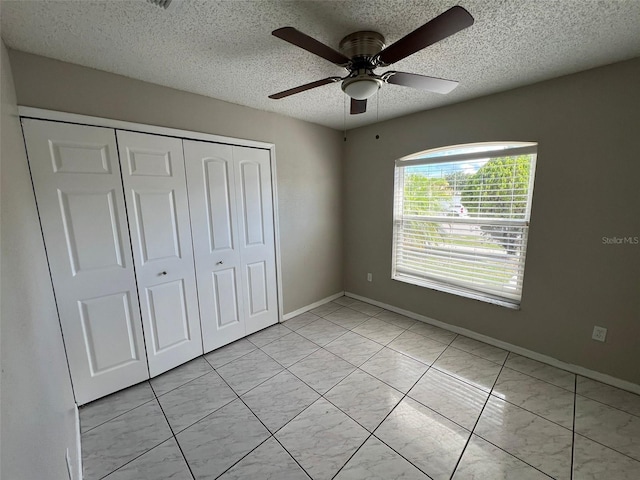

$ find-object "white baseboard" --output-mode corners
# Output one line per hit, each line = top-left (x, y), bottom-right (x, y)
(282, 291), (345, 320)
(346, 291), (640, 396)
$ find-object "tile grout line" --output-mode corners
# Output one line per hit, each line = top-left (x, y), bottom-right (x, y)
(255, 331), (323, 367)
(149, 381), (197, 480)
(149, 365), (216, 399)
(573, 390), (640, 419)
(209, 356), (288, 399)
(205, 343), (259, 370)
(365, 344), (458, 472)
(95, 438), (174, 480)
(328, 432), (376, 480)
(395, 352), (557, 478)
(207, 365), (314, 480)
(176, 364), (271, 480)
(397, 348), (589, 432)
(80, 388), (157, 434)
(329, 337), (458, 480)
(321, 368), (432, 479)
(211, 435), (275, 480)
(467, 434), (556, 479)
(572, 431), (640, 464)
(447, 355), (562, 480)
(225, 338), (408, 479)
(447, 353), (508, 480)
(92, 388), (193, 480)
(500, 363), (576, 394)
(482, 392), (574, 431)
(168, 396), (239, 436)
(298, 321), (362, 348)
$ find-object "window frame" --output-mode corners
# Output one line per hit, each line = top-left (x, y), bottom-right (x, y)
(391, 142), (538, 309)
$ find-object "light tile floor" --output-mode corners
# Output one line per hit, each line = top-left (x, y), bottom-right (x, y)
(80, 297), (640, 480)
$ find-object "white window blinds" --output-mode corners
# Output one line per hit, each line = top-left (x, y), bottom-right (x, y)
(392, 143), (537, 308)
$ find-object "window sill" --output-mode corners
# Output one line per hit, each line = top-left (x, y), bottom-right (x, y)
(392, 273), (521, 310)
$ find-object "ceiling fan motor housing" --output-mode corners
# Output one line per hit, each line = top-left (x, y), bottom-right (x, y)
(339, 31), (386, 100)
(339, 31), (386, 66)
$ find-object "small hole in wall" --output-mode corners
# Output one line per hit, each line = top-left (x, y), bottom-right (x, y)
(375, 134), (380, 140)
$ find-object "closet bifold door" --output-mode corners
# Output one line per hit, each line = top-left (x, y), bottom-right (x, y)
(116, 131), (203, 376)
(233, 145), (279, 335)
(22, 119), (149, 405)
(184, 140), (278, 352)
(183, 141), (245, 351)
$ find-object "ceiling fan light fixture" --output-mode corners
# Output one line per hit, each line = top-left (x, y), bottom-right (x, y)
(341, 76), (382, 100)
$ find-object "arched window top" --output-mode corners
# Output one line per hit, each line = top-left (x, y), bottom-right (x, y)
(399, 141), (537, 164)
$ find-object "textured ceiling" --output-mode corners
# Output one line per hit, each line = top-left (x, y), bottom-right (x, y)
(2, 0), (639, 130)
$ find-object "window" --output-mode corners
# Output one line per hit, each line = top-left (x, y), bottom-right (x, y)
(392, 142), (537, 308)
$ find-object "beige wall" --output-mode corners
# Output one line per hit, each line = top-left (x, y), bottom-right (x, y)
(7, 48), (639, 387)
(1, 41), (79, 479)
(344, 58), (640, 385)
(8, 49), (345, 315)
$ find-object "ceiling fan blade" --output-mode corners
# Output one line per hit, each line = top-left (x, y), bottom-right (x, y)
(385, 71), (459, 94)
(350, 98), (367, 115)
(273, 27), (350, 66)
(269, 77), (341, 99)
(376, 6), (474, 65)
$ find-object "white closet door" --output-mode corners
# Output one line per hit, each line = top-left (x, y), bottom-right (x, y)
(233, 146), (279, 334)
(117, 131), (202, 376)
(183, 141), (246, 352)
(22, 119), (149, 405)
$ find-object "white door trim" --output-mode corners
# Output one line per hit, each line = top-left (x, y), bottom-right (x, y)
(268, 145), (284, 322)
(19, 107), (284, 323)
(18, 107), (275, 150)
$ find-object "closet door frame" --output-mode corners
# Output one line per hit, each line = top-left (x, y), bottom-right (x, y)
(19, 107), (284, 328)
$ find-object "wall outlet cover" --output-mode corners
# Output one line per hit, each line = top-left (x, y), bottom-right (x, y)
(592, 326), (607, 342)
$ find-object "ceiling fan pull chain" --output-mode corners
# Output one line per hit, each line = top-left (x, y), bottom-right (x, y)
(343, 93), (347, 141)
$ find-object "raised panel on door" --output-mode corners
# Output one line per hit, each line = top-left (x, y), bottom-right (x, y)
(183, 140), (246, 352)
(22, 119), (149, 405)
(117, 131), (202, 376)
(143, 279), (192, 355)
(210, 266), (243, 329)
(233, 147), (279, 334)
(79, 291), (141, 375)
(58, 189), (126, 275)
(131, 189), (182, 264)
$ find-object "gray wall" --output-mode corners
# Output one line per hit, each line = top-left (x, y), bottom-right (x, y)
(0, 41), (79, 480)
(343, 58), (640, 385)
(8, 49), (345, 315)
(7, 49), (639, 387)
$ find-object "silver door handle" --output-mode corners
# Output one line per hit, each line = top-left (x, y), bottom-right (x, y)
(216, 261), (224, 265)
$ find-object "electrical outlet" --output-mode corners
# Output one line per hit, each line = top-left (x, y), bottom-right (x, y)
(367, 273), (372, 282)
(592, 326), (607, 342)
